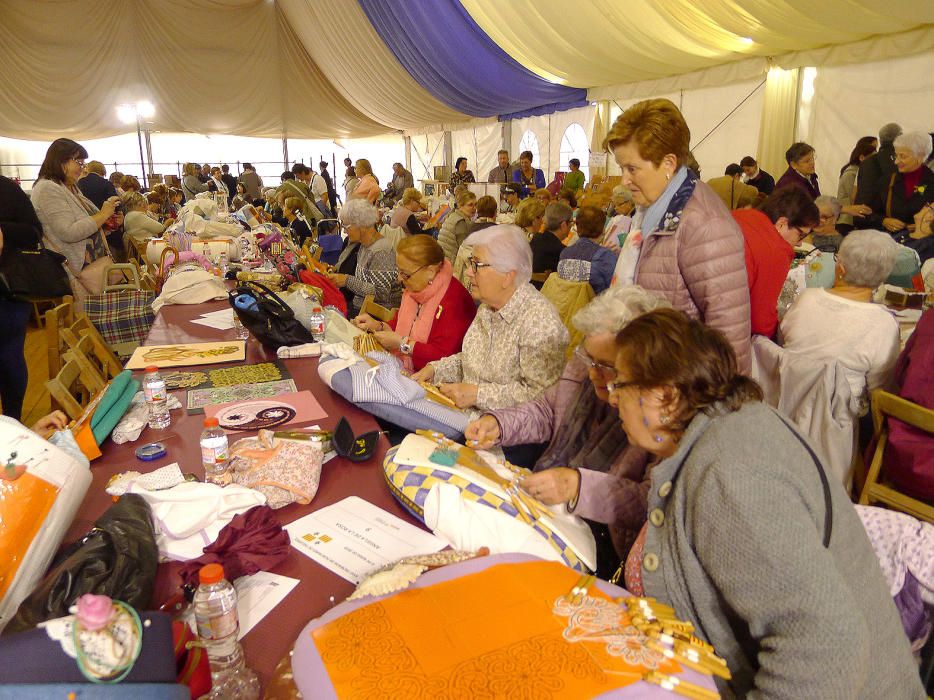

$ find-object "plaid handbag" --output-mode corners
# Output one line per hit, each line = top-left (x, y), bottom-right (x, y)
(82, 290), (156, 352)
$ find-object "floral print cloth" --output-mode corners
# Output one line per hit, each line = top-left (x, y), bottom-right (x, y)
(430, 283), (568, 410)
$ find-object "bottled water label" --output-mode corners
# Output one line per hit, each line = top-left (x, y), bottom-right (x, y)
(144, 383), (166, 402)
(195, 607), (238, 641)
(201, 444), (228, 465)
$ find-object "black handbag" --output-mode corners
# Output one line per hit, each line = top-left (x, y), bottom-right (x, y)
(229, 280), (313, 349)
(3, 494), (159, 636)
(0, 245), (72, 301)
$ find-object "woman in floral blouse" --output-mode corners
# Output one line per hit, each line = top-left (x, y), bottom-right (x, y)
(411, 224), (569, 412)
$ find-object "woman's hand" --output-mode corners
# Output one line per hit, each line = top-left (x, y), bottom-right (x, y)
(373, 329), (402, 350)
(99, 198), (118, 218)
(327, 271), (349, 287)
(841, 203), (871, 218)
(352, 313), (382, 332)
(31, 410), (68, 438)
(882, 217), (906, 233)
(519, 467), (581, 506)
(439, 382), (478, 409)
(464, 415), (501, 448)
(410, 364), (435, 384)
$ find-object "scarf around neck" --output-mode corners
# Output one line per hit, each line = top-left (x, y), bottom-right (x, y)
(393, 259), (454, 371)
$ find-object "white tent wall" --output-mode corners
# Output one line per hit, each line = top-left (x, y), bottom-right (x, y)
(409, 131), (445, 184)
(803, 52), (934, 199)
(508, 105), (596, 182)
(450, 123), (501, 183)
(604, 79), (765, 180)
(0, 132), (404, 193)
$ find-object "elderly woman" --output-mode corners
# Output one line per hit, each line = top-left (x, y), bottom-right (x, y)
(558, 205), (618, 294)
(206, 167), (228, 197)
(774, 142), (821, 199)
(327, 198), (401, 314)
(122, 191), (165, 245)
(389, 187), (427, 235)
(449, 157), (476, 190)
(867, 131), (934, 235)
(513, 196), (545, 241)
(350, 159), (380, 204)
(438, 190), (477, 263)
(411, 225), (568, 411)
(781, 230), (900, 401)
(609, 308), (923, 698)
(353, 235), (476, 372)
(606, 98), (752, 371)
(809, 195), (843, 252)
(600, 187), (634, 252)
(282, 196), (312, 246)
(838, 136), (878, 232)
(464, 286), (666, 575)
(181, 162), (208, 201)
(30, 138), (119, 298)
(512, 150), (546, 199)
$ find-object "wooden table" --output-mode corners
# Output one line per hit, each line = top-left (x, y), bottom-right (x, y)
(64, 299), (422, 686)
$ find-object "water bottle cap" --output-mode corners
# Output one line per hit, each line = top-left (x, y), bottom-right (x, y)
(199, 563), (225, 584)
(204, 417), (219, 428)
(145, 366), (159, 373)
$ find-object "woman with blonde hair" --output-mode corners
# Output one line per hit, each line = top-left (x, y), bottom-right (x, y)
(606, 98), (752, 371)
(282, 196), (312, 245)
(123, 191), (165, 245)
(390, 187), (427, 235)
(438, 189), (477, 263)
(514, 196), (546, 240)
(354, 234), (476, 371)
(350, 158), (380, 204)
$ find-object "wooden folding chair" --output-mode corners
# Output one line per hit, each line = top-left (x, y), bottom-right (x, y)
(45, 357), (101, 421)
(45, 295), (75, 378)
(859, 389), (934, 523)
(68, 316), (124, 378)
(530, 270), (553, 286)
(360, 294), (396, 323)
(62, 333), (107, 395)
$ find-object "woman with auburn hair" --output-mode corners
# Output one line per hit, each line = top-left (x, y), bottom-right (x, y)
(512, 149), (546, 198)
(350, 158), (380, 204)
(353, 234), (476, 371)
(605, 98), (752, 371)
(607, 308), (922, 698)
(774, 142), (820, 199)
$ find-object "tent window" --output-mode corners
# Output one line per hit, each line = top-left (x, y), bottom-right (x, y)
(559, 122), (589, 182)
(518, 129), (541, 169)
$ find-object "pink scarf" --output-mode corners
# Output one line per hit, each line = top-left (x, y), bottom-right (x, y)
(394, 259), (453, 370)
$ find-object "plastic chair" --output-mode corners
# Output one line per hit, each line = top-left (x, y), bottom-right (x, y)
(859, 389), (934, 523)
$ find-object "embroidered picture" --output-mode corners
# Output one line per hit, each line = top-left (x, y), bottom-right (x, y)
(125, 341), (246, 369)
(186, 379), (298, 411)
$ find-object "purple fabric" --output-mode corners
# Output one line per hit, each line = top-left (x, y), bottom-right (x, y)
(357, 0), (587, 118)
(894, 571), (931, 648)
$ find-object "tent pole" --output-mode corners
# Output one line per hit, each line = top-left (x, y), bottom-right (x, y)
(282, 137), (289, 169)
(404, 135), (412, 173)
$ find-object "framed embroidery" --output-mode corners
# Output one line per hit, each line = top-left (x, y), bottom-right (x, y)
(186, 379), (298, 412)
(125, 341), (246, 369)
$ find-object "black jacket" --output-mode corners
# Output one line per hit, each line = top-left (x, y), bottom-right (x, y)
(530, 230), (564, 286)
(868, 167), (934, 233)
(0, 175), (43, 253)
(746, 169), (775, 195)
(77, 172), (118, 209)
(855, 144), (898, 218)
(221, 173), (239, 198)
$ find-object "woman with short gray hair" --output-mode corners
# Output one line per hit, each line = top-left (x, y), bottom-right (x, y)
(463, 285), (669, 575)
(869, 130), (934, 235)
(781, 229), (900, 400)
(327, 198), (401, 313)
(412, 224), (567, 412)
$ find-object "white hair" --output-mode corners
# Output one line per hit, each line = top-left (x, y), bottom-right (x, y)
(464, 224), (532, 286)
(838, 230), (898, 288)
(814, 195), (841, 218)
(894, 131), (933, 163)
(339, 197), (378, 228)
(572, 285), (670, 335)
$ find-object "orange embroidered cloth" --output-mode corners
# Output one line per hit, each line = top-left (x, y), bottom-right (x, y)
(311, 560), (681, 698)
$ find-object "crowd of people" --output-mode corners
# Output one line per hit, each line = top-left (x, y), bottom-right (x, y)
(1, 96), (932, 697)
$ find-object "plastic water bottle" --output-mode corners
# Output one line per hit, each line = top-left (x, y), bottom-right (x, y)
(193, 564), (260, 700)
(309, 305), (326, 342)
(200, 418), (229, 485)
(218, 250), (229, 277)
(143, 367), (171, 430)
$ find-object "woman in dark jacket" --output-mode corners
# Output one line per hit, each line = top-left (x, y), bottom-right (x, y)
(870, 131), (934, 236)
(774, 142), (820, 199)
(0, 175), (44, 420)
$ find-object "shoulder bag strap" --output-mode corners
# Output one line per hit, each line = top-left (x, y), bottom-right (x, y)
(885, 172), (897, 219)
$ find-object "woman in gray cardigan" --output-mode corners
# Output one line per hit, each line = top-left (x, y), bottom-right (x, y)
(30, 138), (118, 281)
(600, 308), (923, 698)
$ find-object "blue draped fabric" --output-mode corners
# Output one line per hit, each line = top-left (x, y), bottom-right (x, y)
(357, 0), (587, 118)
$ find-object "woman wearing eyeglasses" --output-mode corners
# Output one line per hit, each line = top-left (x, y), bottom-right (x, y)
(605, 308), (922, 698)
(411, 225), (568, 411)
(463, 286), (668, 576)
(353, 235), (476, 372)
(30, 138), (121, 299)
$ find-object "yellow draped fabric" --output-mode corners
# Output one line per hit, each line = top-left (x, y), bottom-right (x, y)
(460, 0), (934, 88)
(0, 0), (385, 140)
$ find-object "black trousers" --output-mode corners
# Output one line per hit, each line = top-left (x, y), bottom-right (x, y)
(0, 299), (31, 420)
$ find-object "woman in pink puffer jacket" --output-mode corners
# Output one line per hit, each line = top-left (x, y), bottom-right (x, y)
(607, 98), (752, 372)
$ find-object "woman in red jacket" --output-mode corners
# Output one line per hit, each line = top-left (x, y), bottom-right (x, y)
(353, 234), (476, 371)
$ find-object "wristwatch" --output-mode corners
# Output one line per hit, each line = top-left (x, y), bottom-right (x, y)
(400, 337), (413, 355)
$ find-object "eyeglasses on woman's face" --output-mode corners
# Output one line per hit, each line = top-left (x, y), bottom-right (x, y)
(574, 346), (616, 377)
(467, 255), (493, 273)
(397, 264), (426, 282)
(606, 378), (640, 395)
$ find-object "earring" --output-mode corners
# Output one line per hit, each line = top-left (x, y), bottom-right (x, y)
(665, 172), (671, 181)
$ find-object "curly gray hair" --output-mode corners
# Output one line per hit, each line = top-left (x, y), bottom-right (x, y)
(339, 197), (378, 229)
(572, 285), (670, 335)
(838, 230), (897, 289)
(893, 131), (933, 163)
